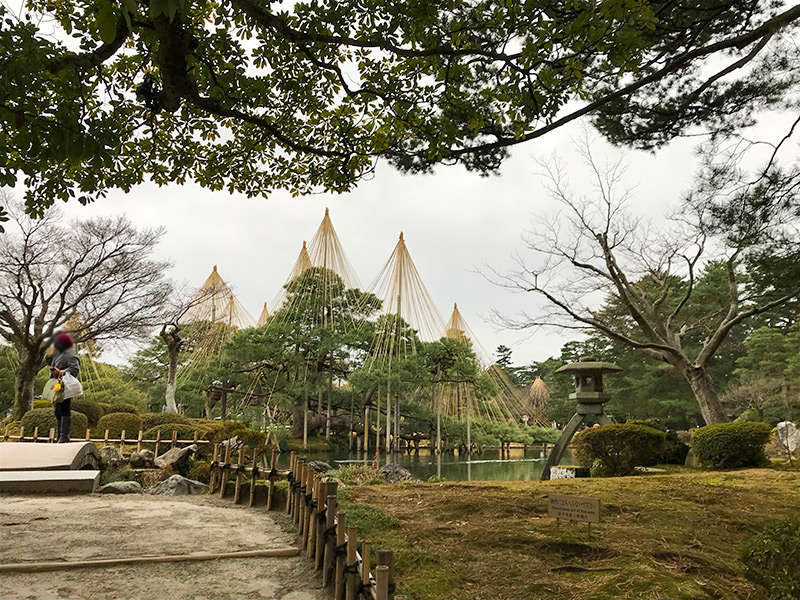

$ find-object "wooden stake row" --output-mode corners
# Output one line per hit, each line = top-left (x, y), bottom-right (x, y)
(210, 447), (403, 600)
(1, 425), (211, 451)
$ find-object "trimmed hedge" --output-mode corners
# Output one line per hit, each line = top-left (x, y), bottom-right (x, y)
(96, 412), (143, 438)
(33, 399), (52, 410)
(71, 399), (105, 426)
(691, 421), (772, 469)
(21, 408), (88, 438)
(140, 412), (191, 431)
(574, 423), (666, 477)
(144, 423), (202, 440)
(104, 403), (138, 414)
(741, 513), (800, 598)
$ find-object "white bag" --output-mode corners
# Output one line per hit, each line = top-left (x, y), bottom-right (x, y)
(62, 372), (84, 399)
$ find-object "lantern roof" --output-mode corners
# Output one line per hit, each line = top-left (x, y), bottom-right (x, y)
(555, 356), (622, 375)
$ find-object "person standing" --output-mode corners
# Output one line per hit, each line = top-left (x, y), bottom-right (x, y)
(47, 333), (80, 443)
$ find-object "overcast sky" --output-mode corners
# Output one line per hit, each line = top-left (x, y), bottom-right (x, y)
(41, 116), (756, 368)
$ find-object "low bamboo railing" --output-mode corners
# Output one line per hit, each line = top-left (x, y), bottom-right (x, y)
(208, 447), (404, 600)
(2, 425), (211, 456)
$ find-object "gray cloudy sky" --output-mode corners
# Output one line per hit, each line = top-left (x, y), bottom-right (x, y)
(51, 119), (709, 367)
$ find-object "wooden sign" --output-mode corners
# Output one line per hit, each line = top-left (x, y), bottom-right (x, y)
(548, 494), (601, 524)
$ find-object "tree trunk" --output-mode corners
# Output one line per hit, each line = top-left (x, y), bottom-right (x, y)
(684, 366), (728, 424)
(13, 348), (43, 421)
(165, 346), (179, 413)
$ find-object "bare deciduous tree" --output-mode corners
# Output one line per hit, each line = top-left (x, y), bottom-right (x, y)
(495, 135), (798, 424)
(0, 193), (171, 419)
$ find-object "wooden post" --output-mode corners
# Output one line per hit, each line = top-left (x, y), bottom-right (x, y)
(377, 550), (395, 600)
(298, 461), (308, 536)
(248, 449), (259, 508)
(345, 525), (358, 600)
(233, 448), (245, 504)
(103, 429), (109, 446)
(295, 459), (306, 526)
(286, 452), (296, 515)
(85, 428), (90, 442)
(3, 424), (9, 442)
(218, 442), (232, 499)
(363, 405), (369, 453)
(322, 492), (337, 586)
(361, 540), (371, 591)
(120, 430), (126, 452)
(48, 428), (55, 443)
(376, 565), (389, 600)
(335, 512), (346, 599)
(33, 426), (39, 442)
(154, 430), (161, 456)
(193, 430), (199, 444)
(171, 429), (178, 449)
(19, 426), (24, 442)
(305, 472), (317, 553)
(308, 476), (321, 560)
(267, 450), (277, 511)
(136, 430), (143, 453)
(209, 444), (220, 493)
(316, 481), (334, 570)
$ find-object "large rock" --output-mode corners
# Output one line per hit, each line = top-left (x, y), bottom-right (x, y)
(154, 444), (198, 470)
(306, 460), (333, 474)
(776, 421), (800, 454)
(129, 449), (155, 469)
(99, 481), (143, 494)
(147, 474), (207, 496)
(379, 463), (420, 484)
(99, 445), (126, 468)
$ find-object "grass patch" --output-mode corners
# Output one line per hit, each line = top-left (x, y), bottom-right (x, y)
(344, 469), (800, 600)
(326, 464), (384, 486)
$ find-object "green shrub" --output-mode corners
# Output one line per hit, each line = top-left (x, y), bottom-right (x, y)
(626, 418), (663, 430)
(21, 408), (88, 438)
(661, 430), (690, 464)
(71, 399), (104, 425)
(104, 403), (138, 414)
(140, 412), (191, 431)
(201, 420), (247, 443)
(144, 423), (201, 441)
(573, 423), (666, 477)
(187, 460), (211, 483)
(691, 422), (772, 469)
(741, 513), (800, 599)
(33, 399), (52, 410)
(235, 428), (268, 449)
(96, 412), (143, 437)
(327, 465), (384, 485)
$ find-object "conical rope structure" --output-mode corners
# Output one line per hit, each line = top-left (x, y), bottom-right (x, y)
(176, 266), (255, 385)
(256, 302), (270, 327)
(365, 232), (445, 369)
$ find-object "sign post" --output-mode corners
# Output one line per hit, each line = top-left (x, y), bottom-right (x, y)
(548, 494), (601, 534)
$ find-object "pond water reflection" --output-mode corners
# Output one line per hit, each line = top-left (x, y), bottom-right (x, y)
(276, 446), (574, 482)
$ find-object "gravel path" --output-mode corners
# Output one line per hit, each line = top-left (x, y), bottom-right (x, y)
(0, 494), (327, 600)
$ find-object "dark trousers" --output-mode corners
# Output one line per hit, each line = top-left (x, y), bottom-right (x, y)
(54, 397), (72, 418)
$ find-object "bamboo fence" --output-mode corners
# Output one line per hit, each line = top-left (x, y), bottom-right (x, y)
(209, 448), (404, 600)
(2, 425), (212, 455)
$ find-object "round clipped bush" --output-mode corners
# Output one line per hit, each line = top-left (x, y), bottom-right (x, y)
(691, 421), (772, 469)
(144, 423), (201, 441)
(71, 399), (105, 426)
(573, 423), (666, 477)
(201, 420), (247, 443)
(741, 513), (800, 598)
(140, 412), (191, 431)
(104, 403), (138, 414)
(33, 399), (52, 410)
(96, 412), (143, 438)
(21, 408), (88, 438)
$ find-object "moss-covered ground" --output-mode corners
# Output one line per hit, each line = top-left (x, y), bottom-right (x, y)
(339, 469), (800, 600)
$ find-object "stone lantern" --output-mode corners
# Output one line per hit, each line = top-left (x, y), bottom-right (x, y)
(540, 356), (622, 480)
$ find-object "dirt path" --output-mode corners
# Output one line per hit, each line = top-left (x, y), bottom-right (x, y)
(0, 494), (327, 600)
